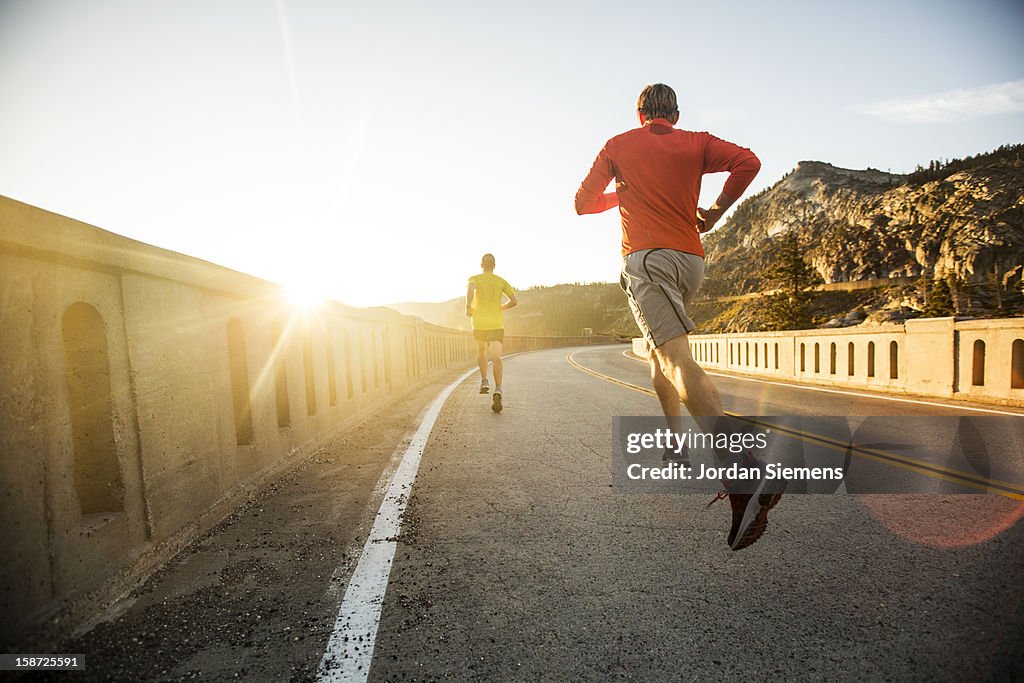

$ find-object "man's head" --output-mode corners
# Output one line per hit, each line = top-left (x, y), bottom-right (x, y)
(637, 83), (679, 125)
(481, 253), (496, 272)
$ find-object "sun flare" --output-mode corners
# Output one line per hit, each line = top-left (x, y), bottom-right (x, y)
(284, 279), (326, 310)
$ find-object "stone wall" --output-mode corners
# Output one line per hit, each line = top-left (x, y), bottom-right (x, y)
(0, 196), (609, 643)
(632, 318), (1024, 406)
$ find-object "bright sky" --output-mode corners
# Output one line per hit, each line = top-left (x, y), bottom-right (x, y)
(2, 0), (1022, 307)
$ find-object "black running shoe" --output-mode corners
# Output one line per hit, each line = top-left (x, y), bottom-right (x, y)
(726, 487), (783, 551)
(709, 452), (785, 551)
(491, 392), (502, 413)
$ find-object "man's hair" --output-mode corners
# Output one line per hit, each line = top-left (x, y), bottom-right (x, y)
(637, 83), (678, 120)
(481, 253), (496, 270)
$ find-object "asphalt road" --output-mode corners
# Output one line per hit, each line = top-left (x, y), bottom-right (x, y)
(39, 345), (1024, 682)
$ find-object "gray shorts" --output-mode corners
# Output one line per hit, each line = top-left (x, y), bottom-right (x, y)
(620, 249), (704, 348)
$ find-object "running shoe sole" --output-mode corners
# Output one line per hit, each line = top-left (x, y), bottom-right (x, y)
(491, 393), (502, 412)
(728, 477), (785, 551)
(480, 385), (489, 394)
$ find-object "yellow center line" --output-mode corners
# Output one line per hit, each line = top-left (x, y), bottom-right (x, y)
(566, 351), (1024, 500)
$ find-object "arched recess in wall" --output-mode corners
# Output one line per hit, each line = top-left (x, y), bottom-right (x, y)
(326, 333), (338, 408)
(383, 329), (392, 387)
(1012, 339), (1024, 389)
(227, 318), (254, 445)
(971, 339), (986, 387)
(343, 330), (355, 399)
(303, 333), (317, 416)
(359, 333), (368, 393)
(404, 336), (412, 379)
(867, 341), (876, 378)
(62, 302), (125, 516)
(372, 331), (381, 388)
(889, 341), (899, 379)
(271, 321), (290, 428)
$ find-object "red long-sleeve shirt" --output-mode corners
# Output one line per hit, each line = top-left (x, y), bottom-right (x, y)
(575, 118), (760, 257)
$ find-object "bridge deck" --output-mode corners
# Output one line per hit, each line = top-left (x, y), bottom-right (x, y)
(44, 346), (1024, 681)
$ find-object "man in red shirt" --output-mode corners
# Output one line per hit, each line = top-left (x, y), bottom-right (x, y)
(575, 83), (781, 550)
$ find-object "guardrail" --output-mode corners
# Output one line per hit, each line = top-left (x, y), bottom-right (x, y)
(632, 318), (1024, 406)
(0, 196), (613, 644)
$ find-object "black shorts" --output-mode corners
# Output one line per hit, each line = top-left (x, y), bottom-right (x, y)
(473, 328), (504, 343)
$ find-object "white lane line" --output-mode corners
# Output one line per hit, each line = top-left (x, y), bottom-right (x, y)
(615, 349), (1024, 416)
(316, 368), (476, 683)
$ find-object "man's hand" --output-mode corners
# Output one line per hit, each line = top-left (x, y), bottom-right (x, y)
(696, 205), (725, 233)
(465, 305), (473, 318)
(697, 192), (738, 233)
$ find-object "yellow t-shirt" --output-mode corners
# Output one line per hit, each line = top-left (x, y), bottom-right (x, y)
(469, 272), (514, 330)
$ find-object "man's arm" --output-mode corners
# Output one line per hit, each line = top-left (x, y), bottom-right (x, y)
(696, 191), (739, 233)
(697, 135), (761, 232)
(501, 292), (518, 311)
(574, 146), (619, 214)
(466, 282), (475, 317)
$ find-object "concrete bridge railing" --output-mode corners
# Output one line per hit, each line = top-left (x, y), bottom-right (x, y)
(633, 318), (1024, 407)
(0, 196), (612, 644)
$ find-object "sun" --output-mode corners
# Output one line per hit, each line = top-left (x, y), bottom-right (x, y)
(284, 278), (326, 310)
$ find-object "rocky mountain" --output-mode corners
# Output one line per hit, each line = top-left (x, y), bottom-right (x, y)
(702, 145), (1024, 305)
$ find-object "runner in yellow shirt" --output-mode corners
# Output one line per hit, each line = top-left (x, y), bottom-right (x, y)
(466, 253), (518, 412)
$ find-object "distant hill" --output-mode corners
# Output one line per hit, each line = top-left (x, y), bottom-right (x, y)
(388, 283), (640, 338)
(386, 299), (471, 331)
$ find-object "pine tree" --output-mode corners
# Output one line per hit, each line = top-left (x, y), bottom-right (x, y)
(756, 231), (822, 330)
(923, 277), (955, 317)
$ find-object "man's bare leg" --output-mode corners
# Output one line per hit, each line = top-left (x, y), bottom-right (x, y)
(653, 332), (782, 551)
(489, 341), (504, 390)
(650, 357), (684, 431)
(651, 334), (723, 419)
(650, 357), (688, 463)
(489, 341), (504, 412)
(477, 341), (489, 393)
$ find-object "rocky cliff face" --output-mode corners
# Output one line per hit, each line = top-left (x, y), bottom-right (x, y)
(702, 146), (1024, 300)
